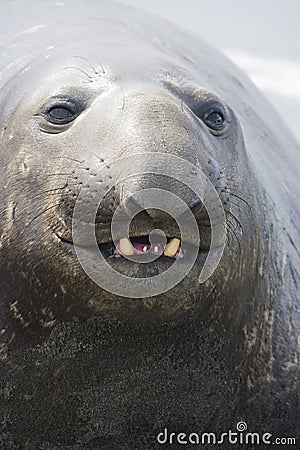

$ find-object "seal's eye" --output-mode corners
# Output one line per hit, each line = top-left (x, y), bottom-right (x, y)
(43, 99), (82, 125)
(202, 109), (226, 131)
(191, 99), (228, 133)
(49, 107), (74, 122)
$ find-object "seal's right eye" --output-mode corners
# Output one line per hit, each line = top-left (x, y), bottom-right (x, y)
(43, 99), (82, 125)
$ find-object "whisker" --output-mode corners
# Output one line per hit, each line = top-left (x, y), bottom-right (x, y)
(226, 176), (240, 181)
(50, 156), (84, 164)
(214, 185), (252, 212)
(91, 152), (110, 169)
(227, 198), (240, 209)
(225, 220), (242, 256)
(46, 172), (74, 177)
(63, 66), (93, 81)
(227, 210), (244, 234)
(226, 180), (245, 189)
(226, 180), (242, 189)
(227, 215), (239, 231)
(31, 187), (65, 200)
(24, 203), (61, 229)
(227, 191), (252, 212)
(73, 55), (105, 74)
(120, 87), (125, 110)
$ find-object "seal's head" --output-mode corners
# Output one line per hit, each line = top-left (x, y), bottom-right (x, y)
(0, 4), (298, 445)
(0, 39), (263, 342)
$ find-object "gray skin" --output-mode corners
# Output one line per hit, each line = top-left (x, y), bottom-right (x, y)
(0, 1), (299, 448)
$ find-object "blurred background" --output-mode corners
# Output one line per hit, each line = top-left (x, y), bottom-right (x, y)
(120, 0), (300, 145)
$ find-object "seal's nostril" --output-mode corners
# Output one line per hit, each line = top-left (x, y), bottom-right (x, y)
(143, 208), (172, 222)
(123, 192), (145, 216)
(122, 192), (175, 222)
(189, 195), (203, 210)
(128, 192), (143, 208)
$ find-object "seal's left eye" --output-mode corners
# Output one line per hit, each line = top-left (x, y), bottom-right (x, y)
(49, 107), (74, 121)
(191, 100), (228, 133)
(44, 100), (81, 125)
(202, 109), (226, 131)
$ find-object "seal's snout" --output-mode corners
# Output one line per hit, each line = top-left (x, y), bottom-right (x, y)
(121, 190), (203, 223)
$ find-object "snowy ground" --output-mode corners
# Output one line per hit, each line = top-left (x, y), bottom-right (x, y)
(120, 0), (300, 145)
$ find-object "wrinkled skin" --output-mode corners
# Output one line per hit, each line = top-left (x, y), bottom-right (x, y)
(0, 1), (299, 448)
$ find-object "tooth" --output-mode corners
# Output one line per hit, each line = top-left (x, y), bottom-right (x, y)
(142, 245), (148, 253)
(154, 245), (159, 253)
(119, 238), (134, 255)
(164, 238), (180, 257)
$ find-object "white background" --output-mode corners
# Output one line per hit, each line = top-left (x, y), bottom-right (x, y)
(120, 0), (300, 145)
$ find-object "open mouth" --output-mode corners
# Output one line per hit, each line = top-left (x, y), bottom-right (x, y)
(56, 218), (211, 263)
(100, 235), (184, 259)
(55, 212), (212, 263)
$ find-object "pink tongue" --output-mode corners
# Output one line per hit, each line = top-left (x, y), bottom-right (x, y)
(114, 242), (184, 258)
(133, 243), (164, 255)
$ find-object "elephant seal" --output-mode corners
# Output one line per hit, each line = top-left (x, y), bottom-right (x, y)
(0, 0), (299, 448)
